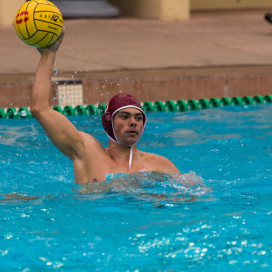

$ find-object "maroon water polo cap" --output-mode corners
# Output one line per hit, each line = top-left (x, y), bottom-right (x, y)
(101, 93), (147, 144)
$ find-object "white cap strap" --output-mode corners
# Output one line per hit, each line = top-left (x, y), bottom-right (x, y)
(129, 146), (133, 170)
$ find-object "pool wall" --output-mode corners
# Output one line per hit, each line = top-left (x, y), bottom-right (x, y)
(1, 66), (272, 109)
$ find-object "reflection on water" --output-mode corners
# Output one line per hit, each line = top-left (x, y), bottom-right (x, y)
(1, 193), (40, 201)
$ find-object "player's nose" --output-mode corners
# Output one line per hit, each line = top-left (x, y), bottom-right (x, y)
(129, 117), (137, 126)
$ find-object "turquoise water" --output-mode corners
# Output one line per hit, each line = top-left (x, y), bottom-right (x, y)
(0, 104), (272, 271)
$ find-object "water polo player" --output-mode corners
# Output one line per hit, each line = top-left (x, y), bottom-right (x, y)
(30, 32), (180, 184)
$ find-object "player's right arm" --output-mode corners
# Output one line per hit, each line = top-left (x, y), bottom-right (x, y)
(30, 32), (85, 160)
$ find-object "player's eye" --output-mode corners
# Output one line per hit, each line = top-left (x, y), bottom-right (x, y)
(119, 113), (129, 119)
(135, 115), (143, 121)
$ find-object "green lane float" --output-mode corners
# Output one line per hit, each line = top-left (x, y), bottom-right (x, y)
(154, 101), (165, 112)
(86, 104), (99, 115)
(198, 98), (210, 110)
(98, 104), (107, 115)
(220, 97), (232, 106)
(187, 99), (199, 111)
(253, 95), (264, 104)
(74, 105), (87, 116)
(242, 96), (254, 105)
(63, 106), (75, 116)
(209, 98), (221, 108)
(6, 108), (18, 119)
(0, 108), (6, 118)
(1, 94), (271, 119)
(231, 96), (243, 106)
(165, 100), (177, 112)
(264, 95), (272, 103)
(53, 105), (64, 114)
(18, 107), (31, 118)
(142, 101), (154, 113)
(176, 100), (188, 112)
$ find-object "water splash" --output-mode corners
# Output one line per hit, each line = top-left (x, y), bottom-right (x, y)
(77, 171), (209, 203)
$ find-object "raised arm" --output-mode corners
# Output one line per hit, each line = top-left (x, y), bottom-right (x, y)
(31, 32), (83, 160)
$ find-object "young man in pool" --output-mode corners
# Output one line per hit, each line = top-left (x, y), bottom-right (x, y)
(30, 32), (180, 184)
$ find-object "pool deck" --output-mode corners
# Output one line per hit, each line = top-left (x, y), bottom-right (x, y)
(1, 9), (272, 108)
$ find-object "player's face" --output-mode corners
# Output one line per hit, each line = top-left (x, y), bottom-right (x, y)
(113, 108), (144, 146)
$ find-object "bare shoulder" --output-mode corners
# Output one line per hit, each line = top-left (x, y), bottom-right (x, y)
(73, 131), (104, 159)
(141, 151), (180, 174)
(79, 131), (103, 148)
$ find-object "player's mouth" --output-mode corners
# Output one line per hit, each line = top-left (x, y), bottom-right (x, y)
(125, 129), (139, 136)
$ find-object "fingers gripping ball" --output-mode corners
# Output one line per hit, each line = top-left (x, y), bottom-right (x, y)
(14, 0), (63, 48)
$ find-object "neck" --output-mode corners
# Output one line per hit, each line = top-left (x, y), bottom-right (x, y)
(106, 141), (138, 168)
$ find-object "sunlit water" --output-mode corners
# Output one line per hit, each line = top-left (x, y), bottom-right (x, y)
(0, 104), (272, 271)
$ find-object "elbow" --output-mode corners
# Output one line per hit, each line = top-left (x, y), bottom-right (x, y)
(30, 105), (49, 118)
(30, 106), (40, 117)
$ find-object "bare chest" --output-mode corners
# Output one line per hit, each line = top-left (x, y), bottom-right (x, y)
(75, 151), (154, 184)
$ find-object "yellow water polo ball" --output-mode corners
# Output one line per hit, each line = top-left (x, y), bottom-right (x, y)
(14, 0), (63, 48)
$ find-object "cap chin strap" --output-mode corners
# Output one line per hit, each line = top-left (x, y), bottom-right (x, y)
(108, 136), (134, 170)
(129, 146), (133, 170)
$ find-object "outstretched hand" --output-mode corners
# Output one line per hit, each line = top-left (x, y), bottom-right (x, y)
(38, 28), (65, 54)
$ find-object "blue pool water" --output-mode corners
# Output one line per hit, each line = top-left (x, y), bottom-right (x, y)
(1, 104), (272, 271)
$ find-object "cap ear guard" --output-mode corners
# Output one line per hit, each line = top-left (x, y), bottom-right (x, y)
(102, 111), (113, 135)
(105, 112), (113, 135)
